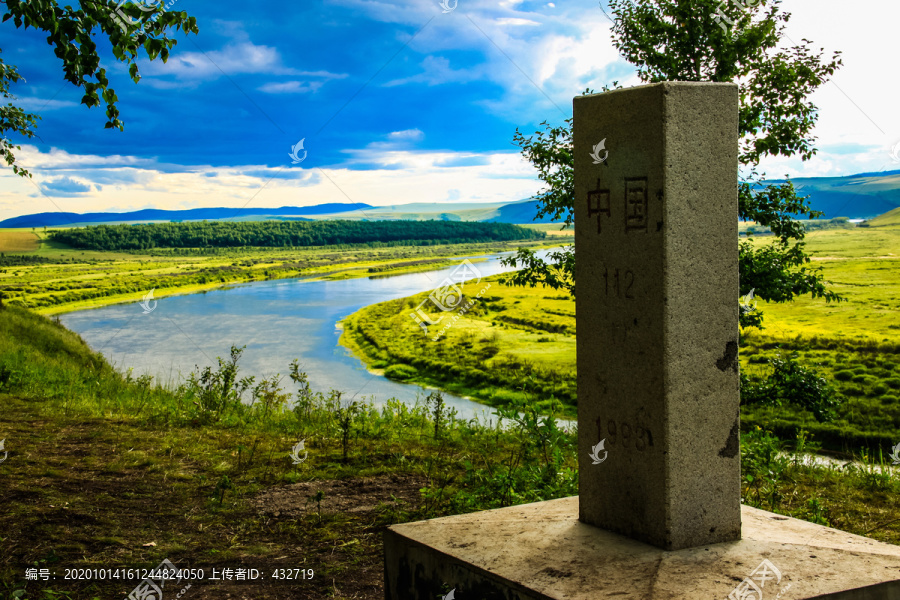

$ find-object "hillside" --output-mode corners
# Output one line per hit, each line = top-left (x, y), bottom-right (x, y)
(0, 199), (554, 228)
(769, 170), (900, 219)
(868, 206), (900, 226)
(4, 303), (897, 599)
(0, 203), (369, 228)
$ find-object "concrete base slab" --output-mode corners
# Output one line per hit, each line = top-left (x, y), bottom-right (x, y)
(384, 497), (900, 599)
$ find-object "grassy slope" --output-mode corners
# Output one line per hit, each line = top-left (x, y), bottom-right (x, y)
(341, 278), (577, 418)
(870, 208), (900, 226)
(341, 221), (900, 450)
(0, 304), (579, 599)
(1, 305), (898, 600)
(749, 224), (900, 345)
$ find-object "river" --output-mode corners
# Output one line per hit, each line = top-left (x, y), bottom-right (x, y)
(59, 248), (560, 422)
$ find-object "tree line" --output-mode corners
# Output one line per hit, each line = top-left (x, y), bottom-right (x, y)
(48, 220), (546, 251)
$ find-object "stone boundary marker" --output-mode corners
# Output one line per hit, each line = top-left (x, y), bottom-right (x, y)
(574, 81), (741, 550)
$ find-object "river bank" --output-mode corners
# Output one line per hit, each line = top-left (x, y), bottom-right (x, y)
(56, 248), (566, 422)
(1, 235), (566, 315)
(338, 273), (577, 420)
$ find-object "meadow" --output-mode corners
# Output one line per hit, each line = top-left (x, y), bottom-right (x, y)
(0, 226), (563, 315)
(341, 212), (900, 451)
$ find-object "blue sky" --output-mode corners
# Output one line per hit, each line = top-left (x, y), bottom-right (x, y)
(0, 0), (897, 220)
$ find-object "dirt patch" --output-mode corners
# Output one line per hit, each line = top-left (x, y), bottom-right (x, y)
(0, 231), (40, 252)
(251, 474), (425, 519)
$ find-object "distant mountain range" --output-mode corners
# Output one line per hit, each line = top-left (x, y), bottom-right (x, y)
(0, 199), (556, 228)
(4, 169), (900, 228)
(769, 169), (900, 219)
(0, 203), (371, 228)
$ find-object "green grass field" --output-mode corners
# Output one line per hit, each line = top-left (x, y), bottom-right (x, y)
(341, 279), (577, 417)
(342, 219), (900, 449)
(0, 230), (569, 315)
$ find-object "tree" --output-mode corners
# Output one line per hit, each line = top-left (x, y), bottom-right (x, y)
(1, 0), (199, 178)
(503, 0), (843, 328)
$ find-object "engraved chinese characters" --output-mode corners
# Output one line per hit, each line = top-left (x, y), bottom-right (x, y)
(586, 177), (651, 234)
(575, 83), (741, 550)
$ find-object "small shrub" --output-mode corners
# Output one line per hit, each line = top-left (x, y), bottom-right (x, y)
(833, 370), (854, 381)
(882, 394), (899, 404)
(741, 354), (843, 421)
(384, 364), (418, 381)
(748, 355), (768, 364)
(872, 384), (889, 396)
(851, 374), (870, 384)
(885, 377), (900, 390)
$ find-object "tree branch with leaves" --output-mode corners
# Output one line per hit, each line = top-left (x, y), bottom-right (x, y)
(1, 0), (198, 177)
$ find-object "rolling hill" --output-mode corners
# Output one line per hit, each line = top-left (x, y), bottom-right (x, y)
(1, 199), (553, 228)
(769, 170), (900, 219)
(0, 204), (370, 228)
(4, 169), (899, 228)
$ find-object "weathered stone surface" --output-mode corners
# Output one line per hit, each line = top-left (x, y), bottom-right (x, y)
(574, 82), (742, 550)
(384, 497), (900, 600)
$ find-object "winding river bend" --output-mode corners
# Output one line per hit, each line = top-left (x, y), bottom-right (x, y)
(60, 249), (559, 421)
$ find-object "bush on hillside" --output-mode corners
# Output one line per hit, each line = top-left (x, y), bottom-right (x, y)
(741, 353), (844, 422)
(383, 364), (418, 381)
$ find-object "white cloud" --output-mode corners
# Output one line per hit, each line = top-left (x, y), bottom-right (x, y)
(142, 42), (290, 80)
(388, 129), (425, 141)
(495, 18), (540, 26)
(10, 97), (80, 111)
(384, 55), (481, 86)
(140, 32), (346, 85)
(0, 144), (542, 221)
(258, 81), (325, 94)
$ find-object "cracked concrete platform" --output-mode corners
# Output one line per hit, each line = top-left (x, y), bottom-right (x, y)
(384, 497), (900, 599)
